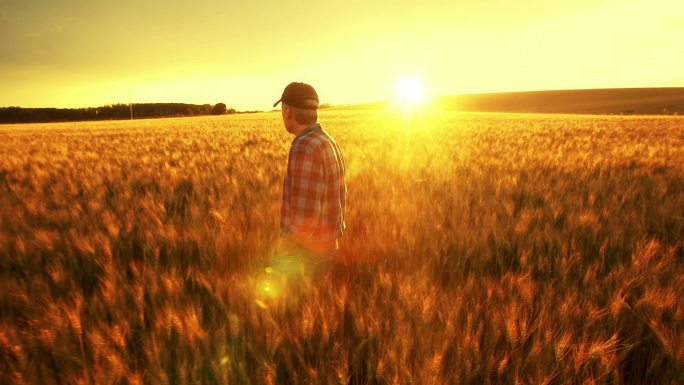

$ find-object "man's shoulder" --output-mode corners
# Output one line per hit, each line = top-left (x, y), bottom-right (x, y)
(292, 128), (333, 153)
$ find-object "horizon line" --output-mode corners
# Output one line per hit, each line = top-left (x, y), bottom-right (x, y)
(2, 85), (683, 110)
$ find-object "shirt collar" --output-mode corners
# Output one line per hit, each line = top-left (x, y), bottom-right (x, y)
(292, 122), (322, 143)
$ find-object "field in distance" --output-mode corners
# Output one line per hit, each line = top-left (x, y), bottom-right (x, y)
(343, 87), (684, 115)
(0, 110), (682, 384)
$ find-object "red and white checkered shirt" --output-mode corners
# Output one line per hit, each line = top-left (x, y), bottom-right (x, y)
(280, 123), (347, 243)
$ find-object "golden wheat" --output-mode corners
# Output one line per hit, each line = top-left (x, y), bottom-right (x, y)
(0, 110), (682, 384)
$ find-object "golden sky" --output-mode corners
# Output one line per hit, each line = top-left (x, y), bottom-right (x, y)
(1, 0), (682, 109)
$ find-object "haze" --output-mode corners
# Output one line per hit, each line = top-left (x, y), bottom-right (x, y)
(1, 0), (682, 109)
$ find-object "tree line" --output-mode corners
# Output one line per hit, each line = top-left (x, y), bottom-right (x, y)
(0, 103), (236, 124)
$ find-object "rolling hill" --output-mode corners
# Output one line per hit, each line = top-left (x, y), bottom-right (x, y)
(337, 88), (684, 115)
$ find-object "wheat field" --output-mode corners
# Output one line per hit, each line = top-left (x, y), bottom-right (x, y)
(0, 110), (682, 384)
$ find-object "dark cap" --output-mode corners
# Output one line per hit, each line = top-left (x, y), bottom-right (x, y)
(273, 82), (319, 110)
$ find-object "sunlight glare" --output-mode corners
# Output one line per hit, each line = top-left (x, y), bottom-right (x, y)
(397, 77), (426, 106)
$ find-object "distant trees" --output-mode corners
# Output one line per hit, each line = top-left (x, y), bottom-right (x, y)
(212, 103), (227, 115)
(0, 102), (235, 123)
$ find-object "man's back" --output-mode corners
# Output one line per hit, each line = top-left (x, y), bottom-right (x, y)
(280, 122), (346, 246)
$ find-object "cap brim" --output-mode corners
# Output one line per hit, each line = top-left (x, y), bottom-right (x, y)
(273, 98), (318, 109)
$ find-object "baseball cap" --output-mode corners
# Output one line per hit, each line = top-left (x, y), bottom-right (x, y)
(273, 82), (319, 110)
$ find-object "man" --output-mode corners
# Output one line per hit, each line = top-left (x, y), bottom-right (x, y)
(271, 82), (347, 279)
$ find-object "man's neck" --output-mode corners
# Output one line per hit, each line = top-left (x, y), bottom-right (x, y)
(291, 122), (317, 137)
(290, 125), (306, 136)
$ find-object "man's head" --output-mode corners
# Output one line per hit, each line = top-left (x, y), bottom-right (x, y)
(274, 82), (319, 134)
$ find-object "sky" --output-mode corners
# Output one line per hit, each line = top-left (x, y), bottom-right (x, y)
(1, 0), (683, 109)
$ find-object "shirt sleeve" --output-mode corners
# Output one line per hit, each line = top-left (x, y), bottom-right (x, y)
(285, 144), (324, 237)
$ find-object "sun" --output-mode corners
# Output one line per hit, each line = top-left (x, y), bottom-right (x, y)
(396, 77), (426, 106)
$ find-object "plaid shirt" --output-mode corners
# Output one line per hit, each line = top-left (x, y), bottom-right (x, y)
(280, 123), (347, 243)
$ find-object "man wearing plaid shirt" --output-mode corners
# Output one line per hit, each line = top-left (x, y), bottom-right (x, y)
(271, 82), (347, 278)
